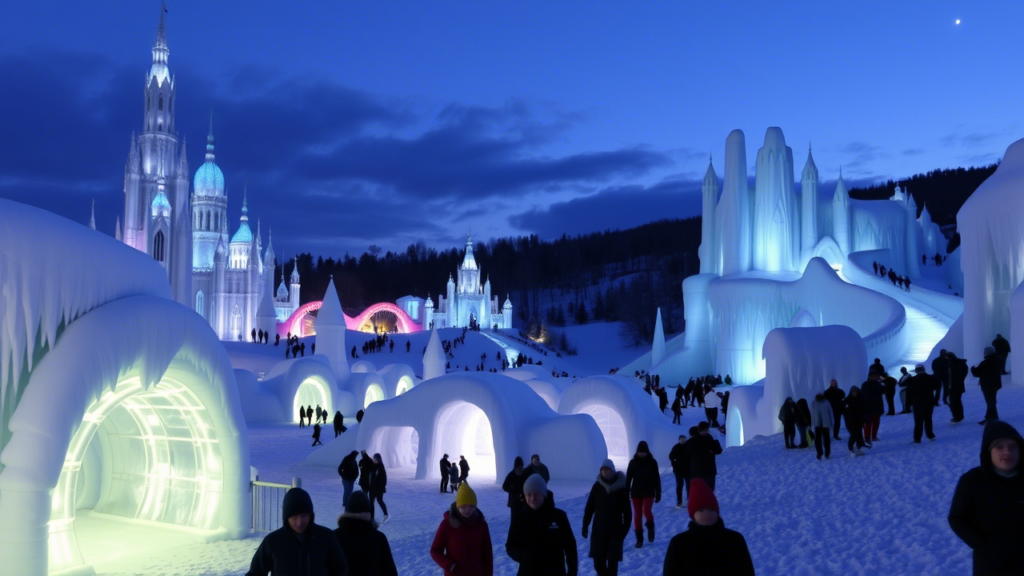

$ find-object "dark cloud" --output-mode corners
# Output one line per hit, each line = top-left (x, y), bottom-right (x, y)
(902, 148), (925, 156)
(508, 177), (703, 238)
(941, 132), (997, 148)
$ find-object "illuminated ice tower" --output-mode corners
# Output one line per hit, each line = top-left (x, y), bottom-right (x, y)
(427, 236), (513, 329)
(121, 4), (192, 306)
(752, 127), (798, 272)
(699, 157), (720, 274)
(800, 144), (819, 257)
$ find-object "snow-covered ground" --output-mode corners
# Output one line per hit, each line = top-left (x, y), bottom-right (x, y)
(86, 356), (1014, 575)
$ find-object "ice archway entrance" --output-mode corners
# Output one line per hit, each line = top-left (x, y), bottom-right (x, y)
(364, 384), (385, 409)
(431, 402), (496, 482)
(575, 403), (630, 470)
(293, 377), (331, 423)
(49, 376), (224, 573)
(395, 376), (414, 396)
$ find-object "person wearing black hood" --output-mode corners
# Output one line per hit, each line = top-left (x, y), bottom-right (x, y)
(334, 491), (397, 576)
(822, 379), (846, 441)
(333, 411), (346, 437)
(358, 450), (373, 494)
(338, 450), (360, 508)
(795, 398), (812, 448)
(369, 453), (389, 523)
(669, 433), (692, 507)
(948, 420), (1024, 575)
(245, 487), (348, 576)
(689, 422), (723, 489)
(906, 364), (940, 442)
(663, 478), (754, 575)
(778, 398), (797, 449)
(844, 386), (867, 456)
(582, 459), (631, 576)
(625, 440), (661, 548)
(439, 454), (451, 493)
(947, 352), (969, 423)
(506, 473), (578, 575)
(503, 456), (528, 519)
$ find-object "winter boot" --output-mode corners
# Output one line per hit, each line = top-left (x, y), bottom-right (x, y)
(646, 520), (655, 543)
(634, 529), (643, 548)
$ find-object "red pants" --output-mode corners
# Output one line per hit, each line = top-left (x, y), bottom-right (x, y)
(863, 416), (880, 441)
(631, 497), (654, 530)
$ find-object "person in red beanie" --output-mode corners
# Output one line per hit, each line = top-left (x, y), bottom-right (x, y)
(662, 478), (754, 576)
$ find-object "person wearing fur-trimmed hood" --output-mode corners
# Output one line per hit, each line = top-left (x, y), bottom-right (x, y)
(430, 483), (494, 575)
(334, 491), (397, 576)
(582, 459), (631, 576)
(948, 420), (1024, 575)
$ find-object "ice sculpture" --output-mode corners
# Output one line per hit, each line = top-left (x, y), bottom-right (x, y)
(753, 127), (798, 272)
(717, 129), (752, 275)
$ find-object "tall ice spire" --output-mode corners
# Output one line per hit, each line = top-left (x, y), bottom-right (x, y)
(149, 1), (170, 85)
(89, 199), (96, 230)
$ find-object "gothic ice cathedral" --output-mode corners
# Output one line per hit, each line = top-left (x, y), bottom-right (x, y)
(118, 9), (298, 340)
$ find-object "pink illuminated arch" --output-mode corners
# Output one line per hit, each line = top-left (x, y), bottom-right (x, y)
(281, 301), (422, 337)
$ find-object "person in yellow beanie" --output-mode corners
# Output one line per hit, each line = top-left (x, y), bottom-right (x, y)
(430, 483), (493, 575)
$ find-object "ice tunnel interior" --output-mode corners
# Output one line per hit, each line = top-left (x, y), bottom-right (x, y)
(49, 377), (224, 574)
(395, 376), (413, 396)
(293, 377), (331, 423)
(364, 384), (385, 409)
(430, 402), (496, 482)
(366, 426), (419, 470)
(575, 403), (630, 471)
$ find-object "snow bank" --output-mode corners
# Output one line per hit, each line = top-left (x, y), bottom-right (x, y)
(958, 137), (1024, 366)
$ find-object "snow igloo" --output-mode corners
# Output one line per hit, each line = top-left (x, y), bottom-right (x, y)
(0, 200), (250, 576)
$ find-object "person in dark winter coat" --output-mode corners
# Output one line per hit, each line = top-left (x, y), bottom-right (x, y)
(907, 364), (940, 442)
(358, 450), (373, 493)
(932, 350), (951, 406)
(861, 373), (885, 443)
(947, 352), (969, 422)
(245, 487), (348, 576)
(369, 453), (388, 522)
(662, 478), (755, 576)
(356, 409), (364, 423)
(299, 405), (307, 428)
(459, 455), (471, 484)
(449, 459), (461, 492)
(333, 411), (346, 437)
(582, 459), (631, 576)
(506, 474), (578, 576)
(948, 420), (1024, 575)
(778, 397), (797, 449)
(430, 483), (494, 576)
(882, 371), (898, 416)
(795, 398), (812, 448)
(338, 450), (360, 507)
(844, 386), (867, 456)
(502, 457), (528, 518)
(669, 434), (692, 506)
(311, 423), (323, 446)
(440, 454), (452, 493)
(689, 422), (723, 490)
(625, 440), (661, 548)
(992, 334), (1011, 374)
(671, 397), (683, 424)
(823, 379), (846, 441)
(334, 491), (398, 576)
(897, 367), (912, 413)
(525, 454), (551, 483)
(972, 347), (1003, 425)
(810, 393), (835, 460)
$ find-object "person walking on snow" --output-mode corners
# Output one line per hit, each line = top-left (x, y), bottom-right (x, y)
(459, 455), (471, 485)
(502, 457), (528, 520)
(449, 459), (461, 493)
(525, 454), (551, 483)
(844, 386), (867, 456)
(947, 352), (968, 423)
(333, 411), (345, 437)
(795, 398), (812, 448)
(662, 478), (755, 576)
(440, 454), (452, 493)
(992, 334), (1011, 375)
(337, 450), (359, 507)
(333, 491), (398, 576)
(690, 422), (723, 490)
(506, 474), (578, 575)
(311, 423), (323, 446)
(358, 450), (374, 494)
(861, 373), (885, 444)
(582, 459), (631, 576)
(948, 420), (1024, 575)
(245, 487), (348, 576)
(972, 347), (1003, 425)
(625, 441), (661, 549)
(823, 379), (846, 441)
(810, 393), (835, 460)
(703, 387), (722, 428)
(430, 483), (494, 576)
(669, 434), (691, 506)
(671, 397), (683, 425)
(298, 405), (306, 428)
(907, 364), (940, 442)
(779, 397), (798, 449)
(368, 453), (389, 523)
(898, 367), (912, 414)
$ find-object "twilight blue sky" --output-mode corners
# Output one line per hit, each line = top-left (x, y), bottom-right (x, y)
(1, 1), (1021, 259)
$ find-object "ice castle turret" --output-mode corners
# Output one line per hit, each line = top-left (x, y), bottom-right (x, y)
(699, 158), (720, 274)
(717, 129), (752, 275)
(832, 169), (851, 255)
(315, 277), (349, 379)
(753, 127), (798, 272)
(652, 307), (666, 366)
(801, 144), (819, 257)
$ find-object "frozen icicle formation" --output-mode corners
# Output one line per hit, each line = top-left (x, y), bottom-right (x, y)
(717, 129), (752, 275)
(422, 328), (445, 380)
(753, 127), (797, 272)
(832, 170), (851, 255)
(652, 307), (666, 366)
(958, 137), (1024, 366)
(0, 199), (171, 399)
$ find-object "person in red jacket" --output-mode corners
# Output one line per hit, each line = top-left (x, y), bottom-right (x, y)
(430, 483), (494, 576)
